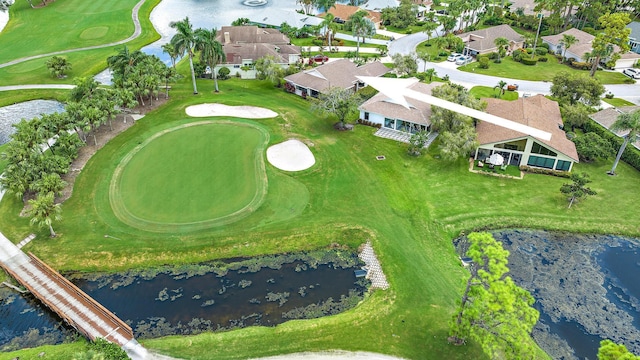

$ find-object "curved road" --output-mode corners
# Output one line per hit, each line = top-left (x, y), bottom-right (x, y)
(389, 32), (640, 103)
(0, 0), (145, 69)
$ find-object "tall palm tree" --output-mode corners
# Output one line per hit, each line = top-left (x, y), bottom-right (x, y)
(350, 12), (376, 59)
(321, 13), (338, 51)
(107, 46), (143, 86)
(559, 34), (578, 59)
(170, 17), (199, 94)
(27, 192), (62, 238)
(195, 28), (227, 93)
(608, 109), (640, 175)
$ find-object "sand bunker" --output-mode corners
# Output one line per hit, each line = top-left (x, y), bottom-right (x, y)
(185, 103), (277, 119)
(267, 139), (315, 172)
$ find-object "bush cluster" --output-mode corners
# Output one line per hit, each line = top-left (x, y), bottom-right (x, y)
(518, 165), (571, 178)
(521, 57), (538, 65)
(357, 119), (382, 128)
(535, 47), (548, 56)
(570, 61), (591, 70)
(583, 120), (640, 171)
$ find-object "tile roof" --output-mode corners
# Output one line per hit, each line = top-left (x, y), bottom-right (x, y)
(359, 82), (442, 125)
(320, 4), (382, 24)
(478, 95), (579, 162)
(589, 106), (640, 149)
(223, 43), (299, 64)
(542, 28), (594, 58)
(456, 25), (524, 52)
(217, 26), (290, 45)
(284, 59), (389, 93)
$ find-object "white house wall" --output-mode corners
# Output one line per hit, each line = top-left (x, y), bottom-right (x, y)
(477, 137), (575, 171)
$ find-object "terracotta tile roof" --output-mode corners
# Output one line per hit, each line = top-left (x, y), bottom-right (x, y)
(217, 26), (290, 45)
(359, 82), (442, 125)
(456, 25), (524, 53)
(589, 106), (640, 149)
(320, 4), (382, 25)
(284, 59), (389, 93)
(478, 95), (579, 162)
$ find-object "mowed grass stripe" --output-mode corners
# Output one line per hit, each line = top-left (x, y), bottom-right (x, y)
(112, 121), (269, 229)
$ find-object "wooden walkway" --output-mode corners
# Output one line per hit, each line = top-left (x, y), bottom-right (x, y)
(0, 233), (149, 359)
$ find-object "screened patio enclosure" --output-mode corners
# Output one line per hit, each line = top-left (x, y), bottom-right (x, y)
(383, 118), (429, 134)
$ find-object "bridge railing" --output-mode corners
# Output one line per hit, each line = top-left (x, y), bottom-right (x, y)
(27, 252), (134, 343)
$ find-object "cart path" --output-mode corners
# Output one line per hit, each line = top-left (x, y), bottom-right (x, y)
(0, 0), (146, 69)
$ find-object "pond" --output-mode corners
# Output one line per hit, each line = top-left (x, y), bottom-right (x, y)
(456, 230), (640, 359)
(0, 251), (369, 349)
(0, 100), (65, 145)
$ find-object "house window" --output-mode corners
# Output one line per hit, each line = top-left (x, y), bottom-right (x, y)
(527, 155), (555, 169)
(364, 112), (369, 120)
(384, 118), (395, 129)
(531, 142), (557, 157)
(555, 160), (571, 171)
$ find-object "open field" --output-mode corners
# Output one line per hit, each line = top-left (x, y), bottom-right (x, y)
(0, 0), (160, 86)
(2, 76), (640, 359)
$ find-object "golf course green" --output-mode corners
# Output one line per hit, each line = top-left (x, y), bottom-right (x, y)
(109, 121), (270, 232)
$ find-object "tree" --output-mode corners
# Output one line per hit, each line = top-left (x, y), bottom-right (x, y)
(315, 0), (336, 12)
(550, 71), (605, 106)
(449, 232), (539, 359)
(231, 17), (250, 26)
(195, 27), (226, 93)
(310, 87), (361, 130)
(608, 109), (640, 175)
(494, 80), (507, 96)
(560, 172), (596, 208)
(320, 13), (338, 50)
(161, 43), (179, 69)
(494, 37), (509, 62)
(597, 339), (640, 360)
(424, 68), (437, 82)
(350, 11), (376, 59)
(407, 130), (429, 156)
(417, 51), (431, 72)
(45, 56), (71, 79)
(392, 53), (418, 77)
(589, 13), (631, 77)
(27, 192), (62, 238)
(559, 34), (578, 59)
(170, 17), (199, 94)
(107, 46), (144, 86)
(30, 173), (67, 197)
(560, 103), (590, 131)
(255, 55), (285, 87)
(573, 132), (613, 162)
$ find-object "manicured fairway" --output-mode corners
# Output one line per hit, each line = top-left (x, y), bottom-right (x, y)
(110, 121), (269, 232)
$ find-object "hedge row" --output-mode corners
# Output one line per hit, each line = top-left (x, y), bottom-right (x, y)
(583, 120), (640, 171)
(519, 165), (571, 178)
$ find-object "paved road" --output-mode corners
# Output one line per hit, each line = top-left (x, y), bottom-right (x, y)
(0, 0), (145, 69)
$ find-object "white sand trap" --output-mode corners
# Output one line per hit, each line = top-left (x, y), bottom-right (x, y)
(185, 103), (277, 118)
(267, 139), (315, 172)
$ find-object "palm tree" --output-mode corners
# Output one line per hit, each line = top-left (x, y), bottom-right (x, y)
(425, 68), (437, 82)
(170, 17), (199, 94)
(107, 46), (143, 85)
(417, 51), (431, 72)
(321, 13), (338, 51)
(27, 192), (62, 238)
(608, 109), (640, 175)
(195, 27), (226, 93)
(161, 43), (179, 69)
(350, 12), (376, 59)
(494, 37), (509, 62)
(494, 80), (507, 96)
(559, 34), (578, 59)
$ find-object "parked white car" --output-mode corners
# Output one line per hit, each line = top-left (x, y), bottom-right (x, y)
(455, 55), (473, 65)
(623, 68), (640, 79)
(447, 53), (462, 61)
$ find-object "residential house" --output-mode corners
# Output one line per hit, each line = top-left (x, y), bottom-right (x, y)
(589, 106), (640, 150)
(215, 26), (301, 79)
(284, 59), (389, 98)
(475, 95), (579, 171)
(320, 4), (382, 28)
(627, 21), (640, 54)
(359, 82), (441, 133)
(456, 25), (524, 56)
(542, 28), (640, 69)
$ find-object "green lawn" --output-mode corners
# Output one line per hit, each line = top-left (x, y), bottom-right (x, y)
(0, 0), (160, 86)
(112, 121), (269, 231)
(469, 86), (519, 101)
(458, 56), (630, 84)
(416, 40), (448, 62)
(603, 97), (636, 107)
(293, 37), (383, 49)
(2, 76), (640, 360)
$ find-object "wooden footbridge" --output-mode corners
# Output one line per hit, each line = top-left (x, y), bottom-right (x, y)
(0, 233), (149, 359)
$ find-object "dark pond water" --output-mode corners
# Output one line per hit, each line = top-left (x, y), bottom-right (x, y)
(0, 252), (368, 349)
(457, 230), (640, 360)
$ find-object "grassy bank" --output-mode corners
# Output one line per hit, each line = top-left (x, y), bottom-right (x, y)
(1, 75), (640, 359)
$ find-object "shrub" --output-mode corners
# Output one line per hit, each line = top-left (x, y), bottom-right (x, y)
(439, 51), (448, 56)
(605, 92), (614, 99)
(312, 39), (323, 46)
(521, 57), (538, 65)
(535, 47), (548, 56)
(217, 67), (230, 80)
(488, 52), (499, 60)
(570, 61), (590, 70)
(478, 57), (490, 69)
(539, 42), (550, 50)
(518, 165), (571, 178)
(525, 48), (533, 54)
(512, 49), (524, 62)
(538, 56), (548, 62)
(583, 120), (640, 171)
